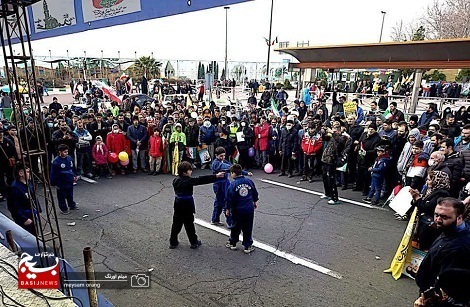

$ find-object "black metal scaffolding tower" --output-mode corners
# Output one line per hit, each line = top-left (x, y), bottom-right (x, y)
(0, 0), (69, 292)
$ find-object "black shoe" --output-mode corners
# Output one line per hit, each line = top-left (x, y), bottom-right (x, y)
(287, 173), (293, 178)
(148, 171), (154, 175)
(278, 173), (286, 177)
(69, 205), (79, 210)
(169, 242), (179, 249)
(190, 240), (202, 249)
(341, 186), (348, 190)
(153, 172), (158, 176)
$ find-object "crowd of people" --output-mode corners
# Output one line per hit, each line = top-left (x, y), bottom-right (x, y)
(0, 78), (470, 306)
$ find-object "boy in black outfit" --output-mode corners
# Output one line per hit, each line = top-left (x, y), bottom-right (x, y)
(169, 161), (224, 249)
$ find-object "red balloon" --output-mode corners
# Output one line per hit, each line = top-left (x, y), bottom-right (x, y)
(108, 152), (119, 163)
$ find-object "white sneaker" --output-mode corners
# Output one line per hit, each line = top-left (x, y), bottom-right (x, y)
(243, 245), (255, 254)
(320, 195), (330, 200)
(327, 199), (340, 205)
(225, 241), (237, 250)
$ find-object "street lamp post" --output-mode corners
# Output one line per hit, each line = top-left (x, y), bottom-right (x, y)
(83, 50), (87, 81)
(266, 0), (274, 82)
(379, 11), (386, 43)
(101, 50), (104, 79)
(224, 6), (230, 81)
(118, 50), (121, 73)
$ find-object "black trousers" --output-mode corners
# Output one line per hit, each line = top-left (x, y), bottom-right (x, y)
(303, 154), (316, 178)
(170, 208), (198, 245)
(280, 154), (294, 174)
(322, 163), (338, 201)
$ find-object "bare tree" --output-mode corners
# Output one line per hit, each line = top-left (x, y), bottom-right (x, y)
(422, 0), (470, 39)
(390, 20), (421, 41)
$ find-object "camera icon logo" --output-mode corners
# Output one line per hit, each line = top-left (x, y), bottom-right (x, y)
(130, 274), (150, 288)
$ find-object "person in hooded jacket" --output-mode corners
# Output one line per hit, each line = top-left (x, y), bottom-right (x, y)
(279, 116), (298, 177)
(404, 140), (429, 188)
(253, 116), (270, 168)
(397, 128), (422, 178)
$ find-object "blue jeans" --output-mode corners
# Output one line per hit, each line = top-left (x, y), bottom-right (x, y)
(212, 180), (232, 226)
(368, 176), (384, 203)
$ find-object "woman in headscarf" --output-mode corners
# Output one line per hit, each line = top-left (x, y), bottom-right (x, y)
(455, 106), (469, 126)
(409, 170), (450, 250)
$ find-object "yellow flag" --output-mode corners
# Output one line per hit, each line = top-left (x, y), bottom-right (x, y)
(384, 207), (418, 280)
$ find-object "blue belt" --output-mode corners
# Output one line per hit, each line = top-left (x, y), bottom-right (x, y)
(175, 194), (194, 200)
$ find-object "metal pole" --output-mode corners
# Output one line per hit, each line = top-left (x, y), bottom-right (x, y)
(266, 0), (274, 81)
(409, 69), (423, 114)
(6, 230), (16, 253)
(101, 50), (103, 79)
(83, 51), (87, 81)
(118, 51), (121, 73)
(224, 6), (230, 81)
(83, 247), (98, 307)
(379, 11), (386, 43)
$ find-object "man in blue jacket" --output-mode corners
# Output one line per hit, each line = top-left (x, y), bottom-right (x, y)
(211, 147), (252, 227)
(50, 144), (79, 214)
(127, 116), (149, 173)
(225, 164), (259, 254)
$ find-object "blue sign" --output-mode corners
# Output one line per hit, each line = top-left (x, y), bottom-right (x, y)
(8, 0), (251, 43)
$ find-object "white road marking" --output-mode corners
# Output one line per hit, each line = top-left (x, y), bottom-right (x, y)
(194, 218), (343, 279)
(80, 177), (97, 184)
(260, 179), (376, 209)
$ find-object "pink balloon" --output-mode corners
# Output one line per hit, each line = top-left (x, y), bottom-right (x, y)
(264, 163), (273, 174)
(120, 159), (130, 166)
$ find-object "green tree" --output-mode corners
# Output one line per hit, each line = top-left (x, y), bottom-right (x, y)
(424, 69), (447, 81)
(220, 68), (226, 81)
(134, 56), (161, 78)
(214, 62), (219, 80)
(197, 62), (202, 79)
(456, 69), (470, 82)
(412, 25), (426, 41)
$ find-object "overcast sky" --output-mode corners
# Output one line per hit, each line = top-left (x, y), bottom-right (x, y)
(26, 0), (432, 63)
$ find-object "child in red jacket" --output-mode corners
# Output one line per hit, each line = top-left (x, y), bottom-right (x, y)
(301, 124), (323, 182)
(148, 127), (164, 175)
(92, 136), (112, 179)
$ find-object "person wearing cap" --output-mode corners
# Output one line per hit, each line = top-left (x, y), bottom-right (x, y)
(48, 97), (63, 113)
(279, 116), (299, 177)
(363, 146), (391, 206)
(353, 122), (381, 195)
(106, 124), (128, 175)
(92, 136), (112, 179)
(7, 163), (41, 235)
(127, 115), (149, 173)
(170, 123), (186, 175)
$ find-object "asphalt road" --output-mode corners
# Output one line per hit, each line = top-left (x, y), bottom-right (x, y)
(0, 169), (419, 306)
